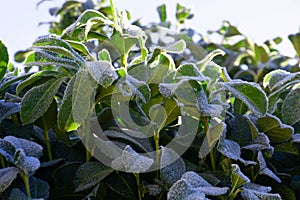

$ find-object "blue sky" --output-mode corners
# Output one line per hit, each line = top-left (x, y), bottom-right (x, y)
(1, 0), (300, 62)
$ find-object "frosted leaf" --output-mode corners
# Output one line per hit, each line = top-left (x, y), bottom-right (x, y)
(72, 69), (97, 124)
(93, 134), (122, 159)
(158, 82), (177, 98)
(243, 183), (271, 193)
(9, 188), (28, 200)
(4, 136), (43, 158)
(242, 188), (282, 200)
(187, 192), (207, 200)
(292, 134), (300, 143)
(74, 162), (113, 192)
(167, 179), (196, 200)
(257, 151), (281, 183)
(32, 36), (84, 63)
(0, 101), (20, 123)
(112, 145), (153, 173)
(282, 85), (300, 125)
(158, 39), (186, 54)
(217, 132), (241, 160)
(195, 186), (229, 196)
(118, 75), (151, 103)
(216, 80), (268, 117)
(257, 113), (293, 143)
(160, 147), (185, 186)
(199, 120), (225, 159)
(263, 69), (297, 91)
(197, 89), (223, 117)
(0, 167), (19, 192)
(242, 133), (271, 151)
(197, 49), (225, 70)
(86, 61), (118, 88)
(176, 63), (206, 80)
(181, 171), (211, 187)
(14, 149), (40, 175)
(231, 164), (250, 189)
(144, 183), (163, 196)
(21, 77), (66, 124)
(0, 139), (16, 163)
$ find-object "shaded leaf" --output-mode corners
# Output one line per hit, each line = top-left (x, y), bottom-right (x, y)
(0, 167), (19, 192)
(231, 164), (250, 189)
(257, 114), (293, 143)
(263, 69), (297, 91)
(9, 188), (28, 200)
(0, 100), (20, 122)
(29, 176), (50, 199)
(0, 139), (16, 162)
(160, 146), (185, 186)
(74, 161), (113, 192)
(288, 32), (300, 57)
(257, 151), (281, 183)
(97, 49), (111, 62)
(181, 171), (211, 187)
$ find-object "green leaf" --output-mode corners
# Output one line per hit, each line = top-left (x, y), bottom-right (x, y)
(32, 36), (84, 63)
(16, 70), (65, 94)
(58, 75), (79, 131)
(0, 40), (9, 81)
(157, 4), (167, 23)
(160, 39), (186, 54)
(86, 61), (118, 88)
(197, 49), (225, 71)
(74, 162), (113, 192)
(218, 80), (268, 117)
(231, 164), (250, 189)
(160, 147), (185, 186)
(257, 114), (293, 143)
(263, 69), (298, 91)
(197, 89), (223, 117)
(29, 176), (50, 199)
(282, 84), (300, 125)
(0, 167), (19, 192)
(98, 49), (112, 62)
(176, 3), (193, 24)
(288, 32), (300, 57)
(199, 119), (226, 159)
(72, 69), (97, 124)
(21, 77), (66, 124)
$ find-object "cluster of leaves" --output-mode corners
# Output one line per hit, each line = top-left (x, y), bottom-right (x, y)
(1, 0), (300, 199)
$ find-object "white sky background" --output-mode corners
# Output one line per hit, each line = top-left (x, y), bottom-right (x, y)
(0, 0), (300, 62)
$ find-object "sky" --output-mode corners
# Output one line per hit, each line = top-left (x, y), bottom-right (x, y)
(0, 0), (300, 63)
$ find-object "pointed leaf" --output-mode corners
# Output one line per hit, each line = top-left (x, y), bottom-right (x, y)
(21, 77), (65, 124)
(74, 162), (113, 192)
(72, 69), (97, 124)
(197, 49), (225, 70)
(0, 167), (19, 192)
(157, 4), (167, 23)
(0, 139), (16, 163)
(257, 151), (281, 183)
(231, 164), (250, 189)
(288, 32), (300, 58)
(167, 179), (199, 200)
(218, 80), (268, 117)
(98, 49), (111, 62)
(263, 70), (297, 91)
(160, 147), (185, 186)
(282, 84), (300, 125)
(181, 171), (211, 187)
(257, 114), (293, 143)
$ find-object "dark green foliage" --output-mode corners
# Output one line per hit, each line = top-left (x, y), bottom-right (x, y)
(0, 0), (300, 199)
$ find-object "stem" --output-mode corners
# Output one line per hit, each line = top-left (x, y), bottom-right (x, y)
(221, 67), (232, 82)
(154, 132), (160, 177)
(42, 118), (52, 161)
(134, 173), (142, 200)
(0, 155), (5, 168)
(202, 117), (216, 170)
(22, 172), (31, 198)
(109, 0), (119, 31)
(121, 53), (128, 68)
